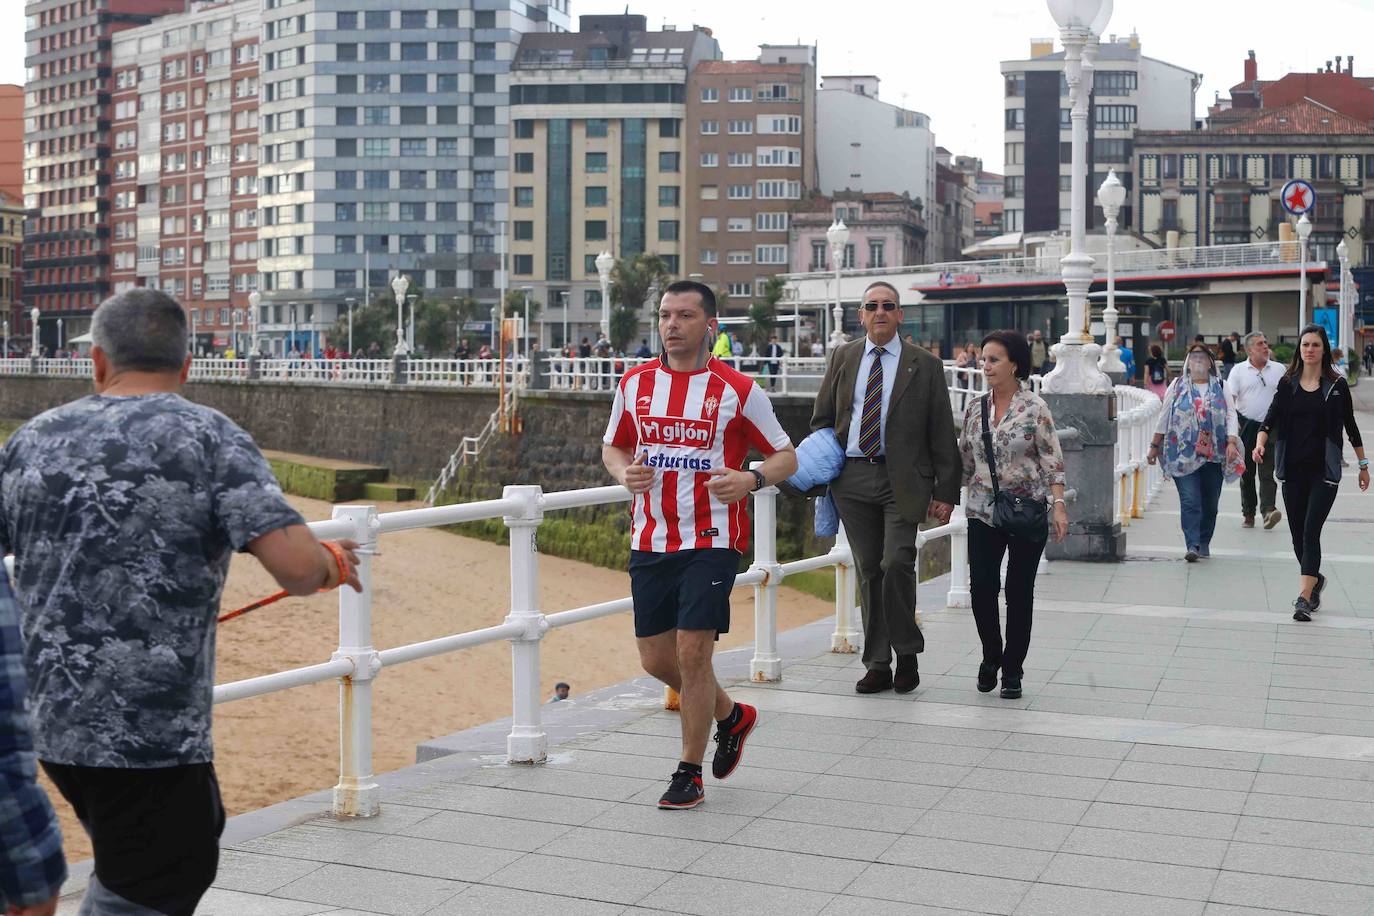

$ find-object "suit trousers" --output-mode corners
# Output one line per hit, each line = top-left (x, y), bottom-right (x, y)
(831, 459), (924, 671)
(967, 518), (1045, 681)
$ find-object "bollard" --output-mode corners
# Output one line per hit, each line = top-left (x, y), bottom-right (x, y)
(503, 485), (548, 764)
(749, 461), (782, 682)
(830, 523), (861, 652)
(946, 501), (972, 608)
(331, 504), (381, 817)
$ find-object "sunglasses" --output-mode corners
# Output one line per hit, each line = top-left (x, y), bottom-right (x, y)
(862, 301), (899, 312)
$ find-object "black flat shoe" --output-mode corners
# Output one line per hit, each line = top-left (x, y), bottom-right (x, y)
(977, 662), (997, 693)
(1293, 596), (1313, 622)
(1000, 678), (1022, 699)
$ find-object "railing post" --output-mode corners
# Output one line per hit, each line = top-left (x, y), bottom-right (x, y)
(392, 353), (408, 385)
(331, 504), (381, 817)
(830, 522), (861, 653)
(503, 485), (548, 764)
(946, 495), (972, 608)
(749, 461), (782, 682)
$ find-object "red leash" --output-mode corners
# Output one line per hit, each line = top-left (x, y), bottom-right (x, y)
(218, 541), (350, 623)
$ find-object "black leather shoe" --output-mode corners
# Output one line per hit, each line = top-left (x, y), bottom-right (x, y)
(894, 656), (920, 694)
(855, 668), (893, 694)
(1000, 678), (1022, 699)
(977, 662), (998, 693)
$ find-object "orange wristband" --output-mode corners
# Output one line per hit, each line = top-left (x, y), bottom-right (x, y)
(319, 540), (348, 592)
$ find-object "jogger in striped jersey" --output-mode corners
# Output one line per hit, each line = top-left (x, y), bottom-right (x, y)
(602, 280), (797, 809)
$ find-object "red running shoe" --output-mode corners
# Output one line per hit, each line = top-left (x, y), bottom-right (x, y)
(711, 703), (758, 780)
(658, 768), (705, 809)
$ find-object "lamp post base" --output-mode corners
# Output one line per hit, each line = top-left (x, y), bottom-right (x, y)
(1043, 339), (1114, 394)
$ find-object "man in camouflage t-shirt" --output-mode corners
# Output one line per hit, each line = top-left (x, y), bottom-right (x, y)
(0, 289), (360, 916)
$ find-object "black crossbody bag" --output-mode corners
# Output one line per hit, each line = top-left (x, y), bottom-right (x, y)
(981, 395), (1049, 543)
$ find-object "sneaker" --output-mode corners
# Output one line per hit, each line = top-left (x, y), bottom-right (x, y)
(1000, 678), (1023, 699)
(1264, 509), (1282, 529)
(658, 768), (705, 809)
(1292, 596), (1313, 622)
(1310, 573), (1327, 611)
(1198, 545), (1211, 559)
(1184, 547), (1200, 562)
(1242, 516), (1255, 528)
(711, 703), (757, 781)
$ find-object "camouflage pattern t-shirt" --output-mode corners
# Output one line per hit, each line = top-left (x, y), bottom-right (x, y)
(0, 394), (304, 768)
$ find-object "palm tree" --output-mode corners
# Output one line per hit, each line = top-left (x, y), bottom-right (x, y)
(744, 276), (786, 349)
(607, 254), (673, 352)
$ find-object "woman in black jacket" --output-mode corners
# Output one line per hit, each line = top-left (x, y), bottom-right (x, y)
(1254, 325), (1369, 621)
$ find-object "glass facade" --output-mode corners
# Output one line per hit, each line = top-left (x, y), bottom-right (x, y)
(546, 119), (571, 282)
(620, 119), (646, 259)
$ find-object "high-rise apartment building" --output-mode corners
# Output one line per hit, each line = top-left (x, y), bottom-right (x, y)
(508, 14), (720, 347)
(252, 0), (568, 354)
(1000, 32), (1199, 236)
(23, 0), (187, 347)
(683, 45), (816, 307)
(108, 0), (261, 353)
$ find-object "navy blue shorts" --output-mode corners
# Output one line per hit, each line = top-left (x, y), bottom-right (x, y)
(629, 548), (739, 638)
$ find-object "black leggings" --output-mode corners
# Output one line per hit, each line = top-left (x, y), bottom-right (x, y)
(1280, 465), (1339, 577)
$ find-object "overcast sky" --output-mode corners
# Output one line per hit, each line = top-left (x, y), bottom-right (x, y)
(4, 0), (1373, 174)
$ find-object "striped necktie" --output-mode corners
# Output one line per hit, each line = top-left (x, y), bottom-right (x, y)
(858, 346), (885, 457)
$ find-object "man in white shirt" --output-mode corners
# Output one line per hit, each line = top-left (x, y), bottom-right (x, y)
(1226, 332), (1285, 529)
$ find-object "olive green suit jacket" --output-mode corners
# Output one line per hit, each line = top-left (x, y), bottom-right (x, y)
(810, 337), (962, 524)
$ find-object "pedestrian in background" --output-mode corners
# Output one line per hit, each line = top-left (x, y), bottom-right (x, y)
(1144, 343), (1169, 399)
(1226, 332), (1284, 530)
(1148, 344), (1243, 562)
(960, 330), (1068, 700)
(1254, 325), (1369, 621)
(1115, 336), (1136, 382)
(1028, 330), (1048, 376)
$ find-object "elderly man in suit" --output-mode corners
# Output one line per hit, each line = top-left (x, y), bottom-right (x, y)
(812, 281), (961, 694)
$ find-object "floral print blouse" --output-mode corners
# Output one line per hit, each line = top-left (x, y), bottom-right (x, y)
(960, 389), (1067, 523)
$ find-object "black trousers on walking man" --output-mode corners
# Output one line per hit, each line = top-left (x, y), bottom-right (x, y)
(1239, 416), (1278, 520)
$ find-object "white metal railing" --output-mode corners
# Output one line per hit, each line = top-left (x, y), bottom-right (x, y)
(1113, 384), (1166, 526)
(254, 358), (396, 384)
(944, 364), (1044, 416)
(407, 358), (527, 388)
(544, 355), (828, 396)
(188, 358), (250, 380)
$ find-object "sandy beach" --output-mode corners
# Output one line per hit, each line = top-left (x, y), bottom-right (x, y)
(40, 493), (834, 863)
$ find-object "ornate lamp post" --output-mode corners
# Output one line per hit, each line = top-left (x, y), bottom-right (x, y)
(30, 306), (39, 357)
(1296, 212), (1312, 330)
(595, 250), (614, 342)
(2, 317), (8, 358)
(826, 218), (849, 349)
(1097, 168), (1127, 374)
(248, 291), (261, 355)
(1042, 0), (1114, 394)
(390, 274), (410, 356)
(1337, 238), (1351, 362)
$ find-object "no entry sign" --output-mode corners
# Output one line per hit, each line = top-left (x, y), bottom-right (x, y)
(1158, 320), (1177, 342)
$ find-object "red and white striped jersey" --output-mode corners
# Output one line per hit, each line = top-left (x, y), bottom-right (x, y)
(603, 356), (792, 554)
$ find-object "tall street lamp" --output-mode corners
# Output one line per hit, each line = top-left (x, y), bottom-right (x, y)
(30, 306), (39, 357)
(390, 274), (410, 356)
(1296, 212), (1312, 331)
(1097, 168), (1127, 374)
(406, 293), (417, 352)
(595, 250), (614, 341)
(827, 218), (849, 350)
(1337, 238), (1351, 362)
(3, 317), (9, 358)
(1042, 0), (1114, 395)
(343, 297), (357, 355)
(558, 289), (569, 352)
(248, 291), (261, 355)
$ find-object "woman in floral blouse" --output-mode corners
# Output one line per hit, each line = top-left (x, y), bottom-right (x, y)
(959, 330), (1068, 699)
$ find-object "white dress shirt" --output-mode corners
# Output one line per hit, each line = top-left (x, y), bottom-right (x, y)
(845, 338), (899, 457)
(1225, 358), (1286, 422)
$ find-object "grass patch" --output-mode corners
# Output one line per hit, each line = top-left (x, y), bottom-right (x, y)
(780, 568), (837, 602)
(0, 419), (24, 446)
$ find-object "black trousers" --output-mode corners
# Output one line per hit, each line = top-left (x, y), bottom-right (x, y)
(1280, 464), (1339, 578)
(43, 761), (225, 916)
(968, 517), (1046, 681)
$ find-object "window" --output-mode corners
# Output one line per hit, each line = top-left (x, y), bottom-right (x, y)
(438, 9), (458, 27)
(335, 236), (357, 254)
(586, 152), (608, 173)
(658, 220), (679, 241)
(585, 289), (603, 308)
(759, 115), (802, 135)
(514, 221), (534, 240)
(1004, 108), (1025, 130)
(727, 250), (752, 264)
(756, 180), (800, 199)
(1161, 199), (1179, 230)
(365, 42), (389, 61)
(1094, 105), (1137, 128)
(728, 86), (752, 102)
(585, 186), (607, 207)
(399, 202), (426, 221)
(400, 42), (425, 61)
(1094, 70), (1137, 95)
(1161, 154), (1179, 180)
(363, 169), (389, 189)
(513, 254), (533, 275)
(700, 120), (719, 135)
(440, 138), (460, 157)
(363, 106), (389, 125)
(658, 152), (680, 172)
(364, 138), (390, 157)
(700, 249), (718, 264)
(728, 184), (753, 199)
(515, 119), (535, 139)
(403, 106), (431, 126)
(400, 235), (425, 253)
(515, 187), (534, 207)
(727, 120), (753, 135)
(585, 118), (608, 138)
(700, 152), (718, 168)
(435, 202), (457, 221)
(436, 170), (458, 189)
(365, 9), (389, 28)
(810, 240), (827, 270)
(515, 152), (535, 173)
(436, 42), (457, 61)
(1005, 74), (1025, 97)
(659, 119), (680, 138)
(755, 245), (787, 264)
(727, 218), (751, 233)
(585, 220), (607, 240)
(868, 239), (886, 268)
(337, 43), (357, 61)
(1317, 154), (1335, 181)
(1004, 176), (1024, 197)
(335, 202), (357, 222)
(364, 234), (389, 253)
(756, 147), (800, 167)
(700, 87), (719, 102)
(699, 217), (719, 232)
(400, 138), (426, 156)
(400, 9), (426, 28)
(400, 170), (427, 190)
(658, 186), (680, 206)
(755, 212), (788, 232)
(727, 282), (752, 297)
(334, 269), (358, 289)
(728, 151), (753, 167)
(1092, 139), (1132, 162)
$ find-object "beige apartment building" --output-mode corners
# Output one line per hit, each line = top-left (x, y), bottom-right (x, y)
(507, 15), (719, 348)
(683, 47), (816, 308)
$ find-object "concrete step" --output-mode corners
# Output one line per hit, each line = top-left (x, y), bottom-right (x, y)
(262, 449), (389, 502)
(363, 480), (417, 501)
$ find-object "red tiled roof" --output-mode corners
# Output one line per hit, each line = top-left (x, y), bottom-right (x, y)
(695, 61), (804, 74)
(1210, 99), (1374, 135)
(1228, 72), (1374, 122)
